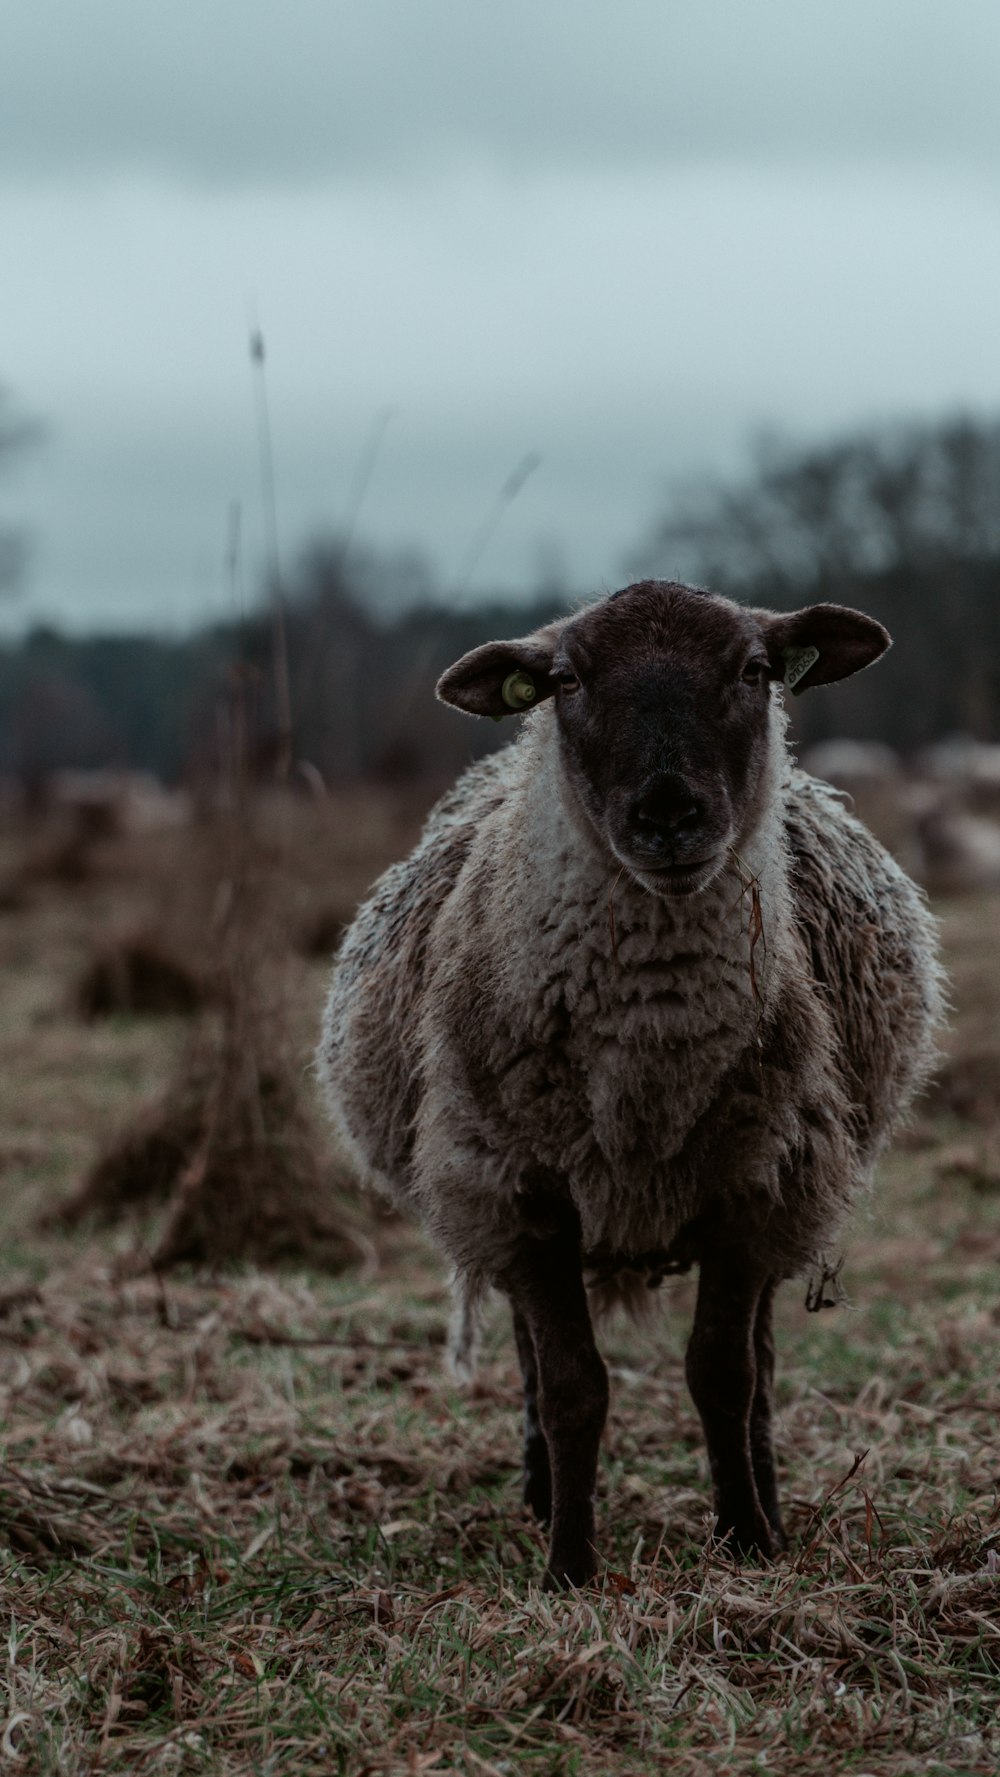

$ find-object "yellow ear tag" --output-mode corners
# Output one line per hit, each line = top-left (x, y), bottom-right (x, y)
(782, 644), (820, 694)
(500, 671), (537, 711)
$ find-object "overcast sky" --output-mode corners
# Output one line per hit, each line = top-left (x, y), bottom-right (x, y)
(4, 1), (1000, 632)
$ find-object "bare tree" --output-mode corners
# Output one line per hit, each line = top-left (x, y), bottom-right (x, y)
(637, 417), (1000, 599)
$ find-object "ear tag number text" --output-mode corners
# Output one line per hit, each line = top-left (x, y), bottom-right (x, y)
(783, 645), (820, 694)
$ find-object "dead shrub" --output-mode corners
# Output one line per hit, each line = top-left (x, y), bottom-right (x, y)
(295, 904), (351, 958)
(150, 1034), (367, 1270)
(75, 934), (209, 1020)
(19, 830), (93, 886)
(52, 1026), (368, 1270)
(928, 1046), (1000, 1125)
(48, 1071), (207, 1228)
(51, 663), (376, 1275)
(0, 878), (29, 913)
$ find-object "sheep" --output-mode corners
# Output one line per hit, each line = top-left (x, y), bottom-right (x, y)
(319, 580), (944, 1588)
(912, 798), (1000, 895)
(797, 739), (901, 795)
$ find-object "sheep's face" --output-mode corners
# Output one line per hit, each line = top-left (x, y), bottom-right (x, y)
(437, 581), (891, 898)
(550, 585), (779, 894)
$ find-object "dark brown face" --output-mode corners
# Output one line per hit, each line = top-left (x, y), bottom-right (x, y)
(436, 579), (891, 898)
(549, 583), (776, 894)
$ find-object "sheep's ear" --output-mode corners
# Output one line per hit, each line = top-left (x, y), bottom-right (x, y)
(436, 637), (557, 721)
(760, 603), (891, 696)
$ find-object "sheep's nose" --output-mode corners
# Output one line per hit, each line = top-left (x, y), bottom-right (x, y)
(632, 778), (706, 841)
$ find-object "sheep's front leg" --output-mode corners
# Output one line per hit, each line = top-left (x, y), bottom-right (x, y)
(512, 1306), (552, 1524)
(501, 1202), (609, 1589)
(749, 1280), (788, 1551)
(685, 1251), (778, 1558)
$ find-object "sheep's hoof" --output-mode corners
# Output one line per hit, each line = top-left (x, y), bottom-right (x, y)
(542, 1544), (598, 1591)
(542, 1562), (596, 1592)
(717, 1517), (782, 1562)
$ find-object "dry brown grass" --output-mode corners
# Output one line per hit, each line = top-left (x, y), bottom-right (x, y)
(0, 799), (998, 1774)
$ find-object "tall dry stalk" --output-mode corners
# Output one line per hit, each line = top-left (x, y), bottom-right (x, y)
(377, 449), (543, 756)
(249, 324), (293, 780)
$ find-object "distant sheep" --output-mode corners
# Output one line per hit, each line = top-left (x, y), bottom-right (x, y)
(913, 800), (1000, 896)
(319, 581), (943, 1588)
(798, 739), (901, 794)
(48, 769), (192, 837)
(914, 736), (1000, 822)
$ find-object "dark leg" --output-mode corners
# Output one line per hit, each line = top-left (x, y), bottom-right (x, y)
(500, 1199), (609, 1589)
(684, 1250), (777, 1558)
(512, 1306), (552, 1523)
(749, 1280), (788, 1550)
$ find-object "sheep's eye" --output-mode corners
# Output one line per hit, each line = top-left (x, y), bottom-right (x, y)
(741, 658), (769, 686)
(555, 670), (582, 693)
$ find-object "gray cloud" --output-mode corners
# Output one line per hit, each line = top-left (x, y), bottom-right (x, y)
(4, 0), (1000, 187)
(6, 5), (1000, 631)
(8, 154), (1000, 631)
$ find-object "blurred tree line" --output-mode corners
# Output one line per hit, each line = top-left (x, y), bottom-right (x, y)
(0, 551), (563, 791)
(2, 412), (1000, 790)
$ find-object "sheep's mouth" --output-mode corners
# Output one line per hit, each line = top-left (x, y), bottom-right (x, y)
(629, 855), (723, 897)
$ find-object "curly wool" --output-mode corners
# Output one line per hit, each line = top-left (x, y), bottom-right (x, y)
(319, 698), (943, 1329)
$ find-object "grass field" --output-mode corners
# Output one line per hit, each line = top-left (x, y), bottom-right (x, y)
(0, 801), (998, 1776)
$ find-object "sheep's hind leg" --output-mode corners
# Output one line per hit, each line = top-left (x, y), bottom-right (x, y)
(500, 1199), (609, 1589)
(749, 1280), (788, 1551)
(685, 1251), (778, 1559)
(512, 1306), (551, 1523)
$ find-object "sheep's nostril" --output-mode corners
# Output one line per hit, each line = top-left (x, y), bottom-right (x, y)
(634, 791), (705, 839)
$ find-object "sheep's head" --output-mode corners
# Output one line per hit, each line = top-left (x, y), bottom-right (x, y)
(438, 581), (890, 896)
